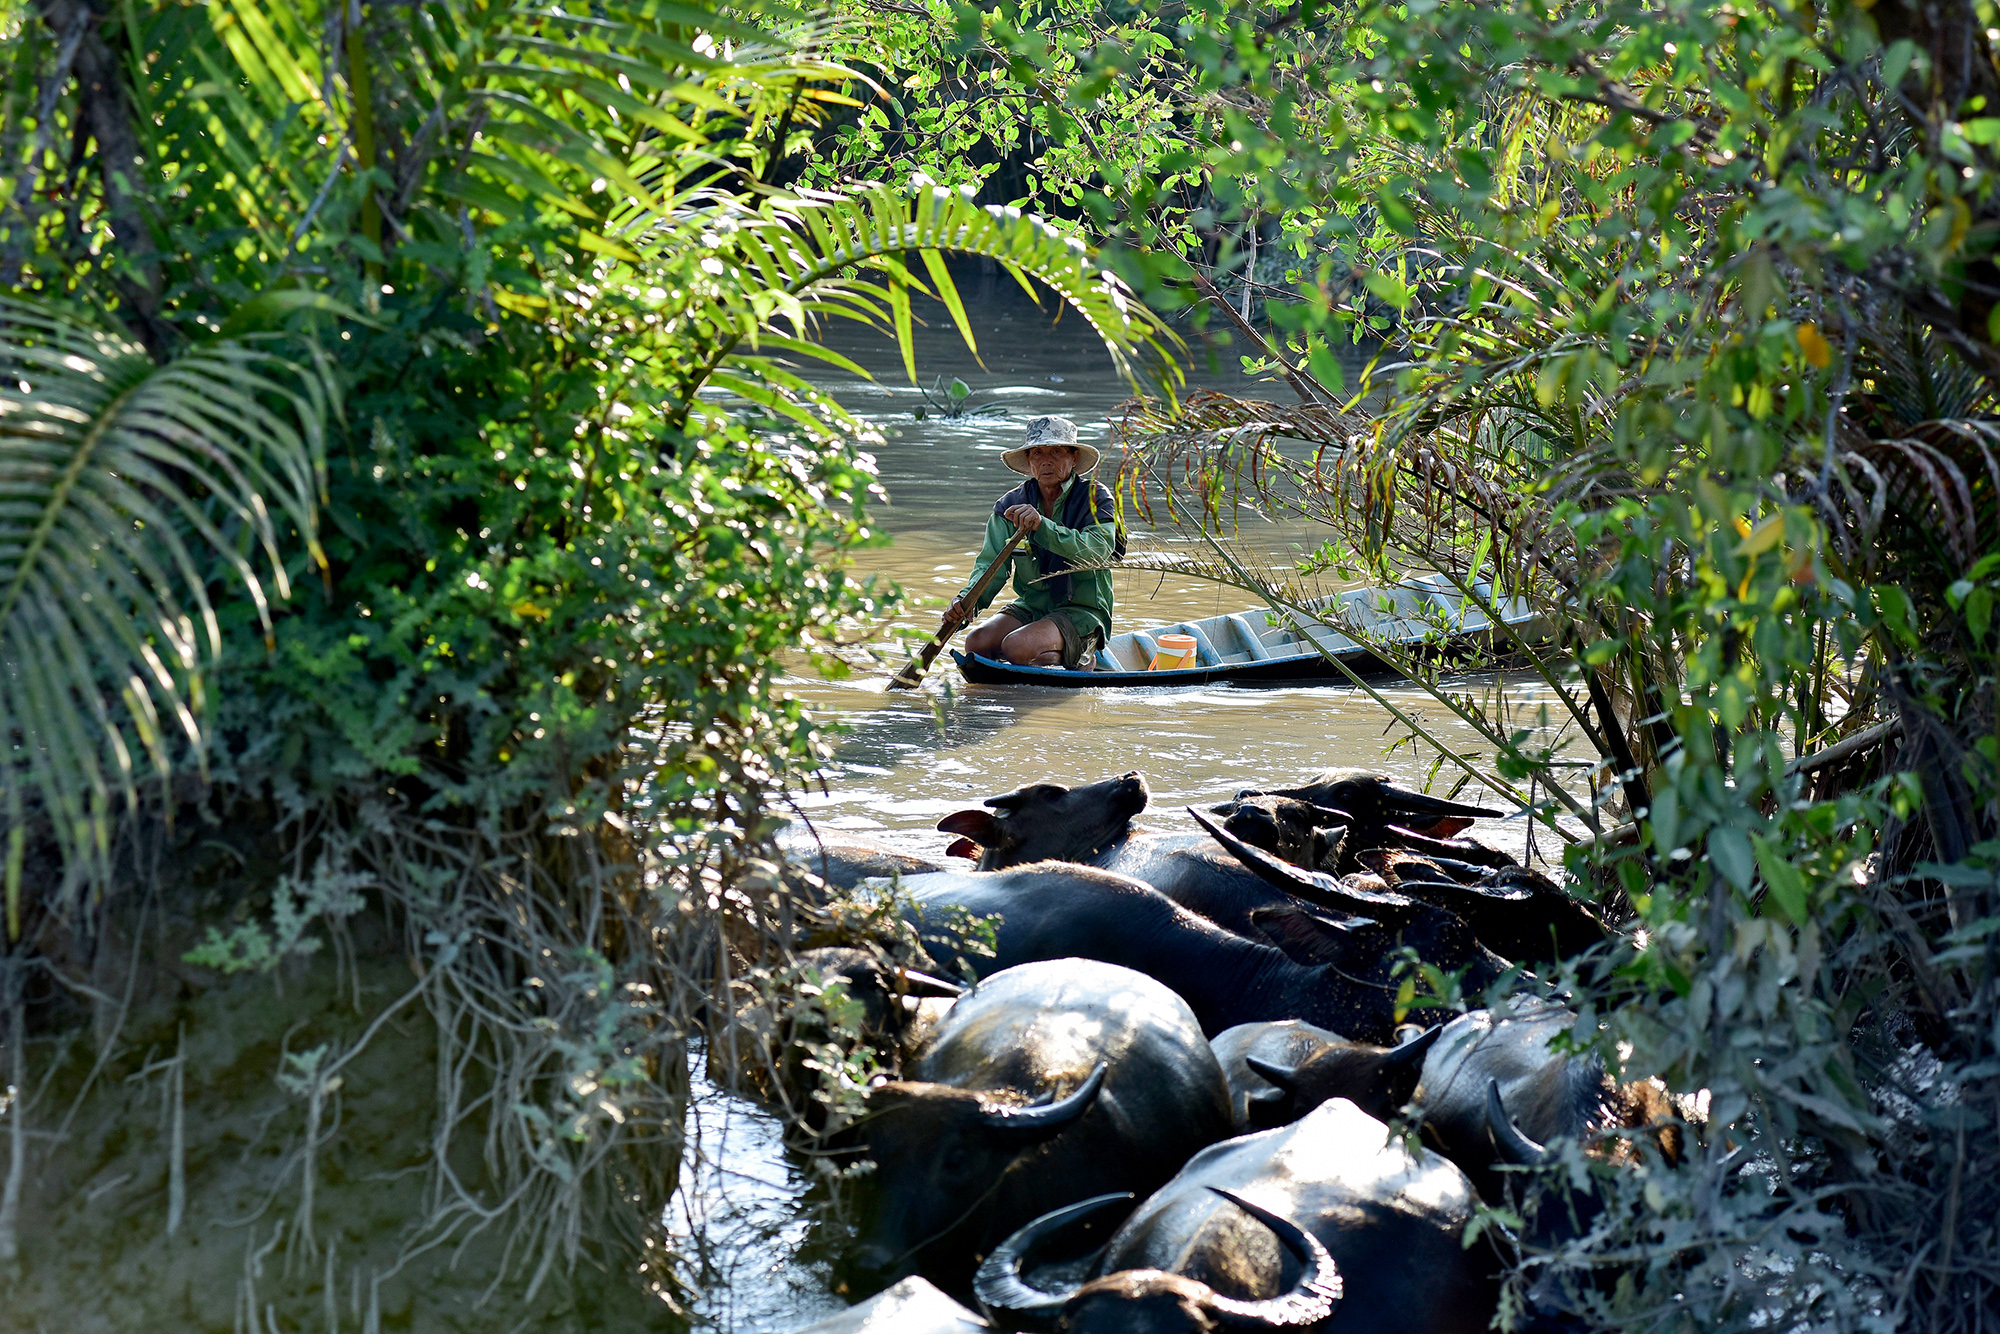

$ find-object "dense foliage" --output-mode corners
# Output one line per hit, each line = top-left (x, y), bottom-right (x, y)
(824, 0), (2000, 1328)
(11, 0), (2000, 1326)
(0, 0), (1168, 1315)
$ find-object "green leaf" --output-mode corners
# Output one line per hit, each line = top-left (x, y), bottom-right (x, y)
(671, 186), (1183, 420)
(1753, 835), (1810, 926)
(1882, 39), (1919, 88)
(1709, 826), (1755, 890)
(0, 298), (330, 928)
(920, 244), (983, 367)
(217, 290), (375, 338)
(1307, 340), (1346, 394)
(887, 269), (917, 384)
(1967, 586), (1993, 643)
(1376, 190), (1418, 237)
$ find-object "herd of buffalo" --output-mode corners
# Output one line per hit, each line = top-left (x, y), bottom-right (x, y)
(746, 771), (1696, 1334)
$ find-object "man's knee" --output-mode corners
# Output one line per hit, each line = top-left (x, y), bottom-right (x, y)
(1000, 623), (1062, 665)
(965, 615), (1017, 657)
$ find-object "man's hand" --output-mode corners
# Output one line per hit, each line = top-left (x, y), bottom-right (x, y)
(1004, 503), (1042, 534)
(940, 596), (971, 633)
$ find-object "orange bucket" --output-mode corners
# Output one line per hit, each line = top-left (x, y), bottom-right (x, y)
(1151, 632), (1198, 671)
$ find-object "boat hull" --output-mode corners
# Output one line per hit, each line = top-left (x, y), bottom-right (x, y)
(940, 574), (1547, 690)
(951, 647), (1393, 688)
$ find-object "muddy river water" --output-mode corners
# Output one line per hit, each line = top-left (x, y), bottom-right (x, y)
(671, 278), (1578, 1330)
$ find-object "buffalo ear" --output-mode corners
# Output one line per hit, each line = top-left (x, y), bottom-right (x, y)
(1414, 815), (1475, 838)
(983, 783), (1045, 813)
(944, 837), (981, 860)
(1248, 906), (1372, 967)
(937, 809), (1004, 845)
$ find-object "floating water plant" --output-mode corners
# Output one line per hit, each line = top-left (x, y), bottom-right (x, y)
(912, 375), (1012, 420)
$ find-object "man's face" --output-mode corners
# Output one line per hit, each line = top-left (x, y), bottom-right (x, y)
(1027, 444), (1078, 490)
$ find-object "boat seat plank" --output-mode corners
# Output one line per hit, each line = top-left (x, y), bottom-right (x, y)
(1114, 631), (1158, 672)
(1177, 623), (1226, 667)
(1224, 614), (1273, 660)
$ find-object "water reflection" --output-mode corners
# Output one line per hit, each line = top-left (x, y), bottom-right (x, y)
(672, 1045), (845, 1333)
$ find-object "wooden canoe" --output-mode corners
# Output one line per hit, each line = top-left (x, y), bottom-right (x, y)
(950, 573), (1546, 688)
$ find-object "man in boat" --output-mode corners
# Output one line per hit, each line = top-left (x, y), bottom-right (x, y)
(940, 415), (1121, 668)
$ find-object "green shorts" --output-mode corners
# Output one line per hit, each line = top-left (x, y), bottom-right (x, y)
(997, 603), (1104, 668)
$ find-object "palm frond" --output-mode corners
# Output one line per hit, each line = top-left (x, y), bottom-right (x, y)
(0, 299), (331, 934)
(671, 182), (1185, 413)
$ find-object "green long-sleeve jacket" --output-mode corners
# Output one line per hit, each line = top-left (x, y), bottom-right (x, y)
(959, 476), (1116, 641)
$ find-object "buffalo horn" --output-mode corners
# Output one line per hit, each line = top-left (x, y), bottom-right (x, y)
(1425, 853), (1501, 884)
(895, 967), (965, 998)
(1202, 1188), (1344, 1328)
(1486, 1079), (1549, 1165)
(1381, 787), (1506, 822)
(1208, 787), (1266, 816)
(1382, 824), (1519, 870)
(979, 1062), (1109, 1137)
(1386, 1023), (1443, 1066)
(1190, 809), (1421, 923)
(1361, 847), (1493, 888)
(1268, 796), (1358, 827)
(1243, 1054), (1299, 1093)
(973, 1191), (1134, 1322)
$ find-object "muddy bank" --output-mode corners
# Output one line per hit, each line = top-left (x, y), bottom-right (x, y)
(4, 892), (679, 1333)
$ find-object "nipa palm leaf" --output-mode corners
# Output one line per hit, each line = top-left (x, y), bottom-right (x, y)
(674, 183), (1184, 415)
(0, 299), (331, 935)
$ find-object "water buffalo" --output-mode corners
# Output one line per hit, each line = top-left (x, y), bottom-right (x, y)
(1213, 771), (1505, 871)
(1355, 825), (1520, 872)
(836, 959), (1233, 1293)
(1234, 1024), (1443, 1131)
(1209, 1020), (1350, 1130)
(795, 1275), (989, 1333)
(781, 826), (946, 892)
(936, 773), (1505, 942)
(931, 776), (1519, 1001)
(934, 773), (1296, 936)
(895, 862), (1493, 1042)
(934, 772), (1152, 866)
(974, 1097), (1498, 1334)
(706, 947), (962, 1121)
(1194, 809), (1593, 977)
(1412, 997), (1685, 1199)
(1190, 811), (1513, 982)
(1354, 851), (1608, 964)
(1219, 795), (1350, 872)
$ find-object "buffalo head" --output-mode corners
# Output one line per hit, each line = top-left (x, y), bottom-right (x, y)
(841, 1063), (1108, 1288)
(976, 1189), (1342, 1333)
(1219, 795), (1349, 873)
(937, 772), (1151, 869)
(1243, 1024), (1441, 1127)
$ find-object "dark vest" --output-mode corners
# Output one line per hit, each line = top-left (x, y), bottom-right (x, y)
(993, 474), (1125, 604)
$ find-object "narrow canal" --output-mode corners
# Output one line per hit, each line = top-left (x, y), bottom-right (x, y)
(671, 275), (1583, 1330)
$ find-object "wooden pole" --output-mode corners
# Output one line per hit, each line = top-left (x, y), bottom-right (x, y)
(888, 526), (1030, 690)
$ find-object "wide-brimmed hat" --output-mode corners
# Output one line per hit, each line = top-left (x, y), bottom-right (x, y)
(1001, 415), (1099, 476)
